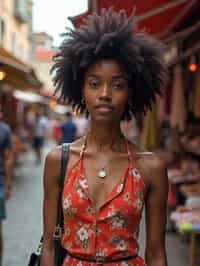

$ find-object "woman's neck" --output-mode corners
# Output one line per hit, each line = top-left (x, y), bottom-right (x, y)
(87, 121), (124, 152)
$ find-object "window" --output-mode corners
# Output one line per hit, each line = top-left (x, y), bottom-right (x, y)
(0, 18), (5, 46)
(11, 33), (16, 54)
(1, 0), (5, 11)
(14, 0), (28, 23)
(18, 43), (22, 58)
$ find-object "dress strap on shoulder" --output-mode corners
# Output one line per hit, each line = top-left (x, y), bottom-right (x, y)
(135, 151), (154, 156)
(125, 140), (133, 164)
(80, 135), (87, 159)
(125, 142), (154, 162)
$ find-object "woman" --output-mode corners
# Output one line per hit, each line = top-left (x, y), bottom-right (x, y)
(41, 9), (168, 266)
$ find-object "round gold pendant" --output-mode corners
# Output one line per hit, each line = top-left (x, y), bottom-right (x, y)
(98, 169), (107, 179)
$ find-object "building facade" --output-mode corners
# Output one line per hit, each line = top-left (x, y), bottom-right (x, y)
(32, 32), (55, 93)
(0, 0), (42, 128)
(0, 0), (33, 63)
(32, 32), (70, 114)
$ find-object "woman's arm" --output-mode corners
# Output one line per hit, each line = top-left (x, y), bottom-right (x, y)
(144, 155), (168, 266)
(40, 147), (61, 266)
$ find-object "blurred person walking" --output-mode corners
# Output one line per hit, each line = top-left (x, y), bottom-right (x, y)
(52, 117), (62, 145)
(33, 113), (48, 164)
(73, 114), (89, 138)
(0, 106), (13, 266)
(60, 112), (77, 143)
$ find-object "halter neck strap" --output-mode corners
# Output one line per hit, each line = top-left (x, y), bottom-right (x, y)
(125, 140), (133, 165)
(80, 134), (133, 164)
(80, 135), (87, 159)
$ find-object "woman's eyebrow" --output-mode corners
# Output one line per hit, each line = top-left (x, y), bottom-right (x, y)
(86, 74), (100, 78)
(87, 74), (126, 79)
(112, 75), (126, 80)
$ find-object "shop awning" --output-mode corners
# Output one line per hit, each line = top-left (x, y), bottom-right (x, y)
(69, 0), (200, 38)
(13, 90), (45, 103)
(34, 49), (56, 60)
(0, 47), (42, 90)
(40, 88), (67, 104)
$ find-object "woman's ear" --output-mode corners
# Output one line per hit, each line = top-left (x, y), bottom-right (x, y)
(81, 97), (86, 106)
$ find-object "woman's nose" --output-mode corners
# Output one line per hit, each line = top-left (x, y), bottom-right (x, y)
(99, 84), (111, 100)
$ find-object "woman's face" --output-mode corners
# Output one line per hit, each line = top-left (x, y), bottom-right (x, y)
(83, 59), (129, 124)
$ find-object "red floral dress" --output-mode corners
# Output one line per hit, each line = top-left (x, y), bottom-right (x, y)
(61, 144), (147, 266)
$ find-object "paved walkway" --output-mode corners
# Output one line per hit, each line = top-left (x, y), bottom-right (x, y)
(2, 145), (196, 265)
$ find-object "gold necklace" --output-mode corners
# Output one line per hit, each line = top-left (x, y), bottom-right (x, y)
(83, 134), (125, 179)
(98, 167), (107, 179)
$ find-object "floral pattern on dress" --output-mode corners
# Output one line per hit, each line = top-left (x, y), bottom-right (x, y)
(108, 211), (128, 230)
(85, 205), (95, 216)
(74, 178), (89, 201)
(63, 206), (78, 220)
(61, 155), (146, 266)
(75, 225), (92, 250)
(63, 196), (71, 210)
(64, 226), (71, 237)
(109, 235), (128, 251)
(132, 168), (141, 181)
(116, 183), (124, 193)
(123, 192), (132, 205)
(62, 256), (147, 266)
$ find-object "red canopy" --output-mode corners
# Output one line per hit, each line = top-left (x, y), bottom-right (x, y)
(70, 0), (199, 38)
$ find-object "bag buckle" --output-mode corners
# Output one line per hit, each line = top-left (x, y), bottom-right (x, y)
(37, 241), (43, 254)
(53, 225), (62, 240)
(95, 257), (105, 264)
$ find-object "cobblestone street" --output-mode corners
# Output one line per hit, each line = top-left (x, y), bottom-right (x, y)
(3, 146), (48, 266)
(3, 146), (193, 266)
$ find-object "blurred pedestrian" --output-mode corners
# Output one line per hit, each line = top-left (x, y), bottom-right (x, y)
(60, 112), (77, 143)
(121, 116), (140, 144)
(73, 114), (89, 138)
(0, 106), (13, 265)
(33, 113), (48, 164)
(41, 9), (168, 266)
(52, 117), (62, 144)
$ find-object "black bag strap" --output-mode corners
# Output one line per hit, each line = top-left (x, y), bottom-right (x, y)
(60, 143), (70, 186)
(53, 143), (70, 240)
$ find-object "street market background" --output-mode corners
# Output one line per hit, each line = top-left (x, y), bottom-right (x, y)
(0, 1), (200, 266)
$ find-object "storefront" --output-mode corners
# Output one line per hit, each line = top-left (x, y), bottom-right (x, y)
(0, 47), (42, 129)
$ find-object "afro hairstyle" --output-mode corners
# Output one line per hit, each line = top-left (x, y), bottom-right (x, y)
(51, 8), (168, 120)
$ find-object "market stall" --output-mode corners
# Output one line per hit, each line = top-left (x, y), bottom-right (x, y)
(70, 1), (200, 264)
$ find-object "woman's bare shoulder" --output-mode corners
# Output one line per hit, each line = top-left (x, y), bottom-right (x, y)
(44, 146), (62, 178)
(45, 138), (85, 175)
(140, 153), (167, 187)
(128, 142), (167, 183)
(138, 152), (166, 170)
(45, 137), (85, 161)
(70, 137), (85, 154)
(63, 137), (87, 173)
(128, 142), (165, 167)
(46, 145), (61, 159)
(45, 145), (62, 164)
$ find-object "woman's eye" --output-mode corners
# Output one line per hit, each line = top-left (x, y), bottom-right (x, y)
(112, 83), (126, 90)
(89, 80), (99, 89)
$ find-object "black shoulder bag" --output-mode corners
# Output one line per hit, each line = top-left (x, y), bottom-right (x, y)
(28, 143), (70, 266)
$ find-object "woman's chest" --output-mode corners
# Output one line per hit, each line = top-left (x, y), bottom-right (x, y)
(81, 159), (130, 211)
(62, 166), (145, 220)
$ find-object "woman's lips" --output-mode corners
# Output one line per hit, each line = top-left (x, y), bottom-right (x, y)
(95, 105), (114, 114)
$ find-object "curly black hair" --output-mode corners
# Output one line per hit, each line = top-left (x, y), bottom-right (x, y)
(51, 8), (167, 120)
